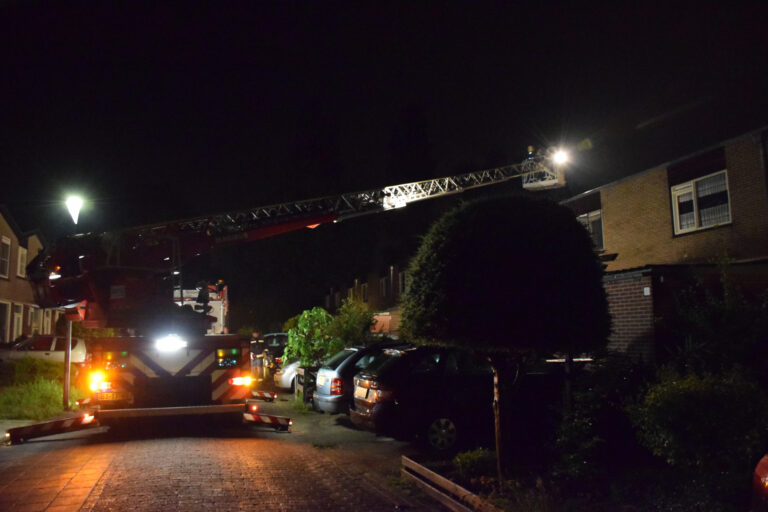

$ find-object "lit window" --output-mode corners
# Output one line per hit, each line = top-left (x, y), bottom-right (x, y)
(671, 171), (731, 235)
(17, 247), (27, 278)
(577, 210), (603, 250)
(0, 237), (9, 278)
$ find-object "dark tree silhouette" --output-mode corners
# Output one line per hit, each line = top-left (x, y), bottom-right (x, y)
(401, 194), (610, 483)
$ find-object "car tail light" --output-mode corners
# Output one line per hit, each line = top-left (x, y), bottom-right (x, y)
(330, 378), (343, 396)
(355, 377), (394, 403)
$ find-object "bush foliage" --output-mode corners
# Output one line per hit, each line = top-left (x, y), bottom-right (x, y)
(0, 377), (84, 420)
(632, 370), (768, 472)
(400, 195), (609, 357)
(283, 299), (374, 366)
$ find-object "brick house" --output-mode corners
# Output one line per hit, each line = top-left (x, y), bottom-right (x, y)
(0, 206), (60, 344)
(324, 265), (408, 338)
(322, 127), (768, 358)
(564, 126), (768, 360)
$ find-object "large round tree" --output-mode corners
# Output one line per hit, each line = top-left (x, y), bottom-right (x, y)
(400, 194), (610, 480)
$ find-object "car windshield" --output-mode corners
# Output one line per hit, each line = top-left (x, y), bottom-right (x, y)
(322, 349), (356, 369)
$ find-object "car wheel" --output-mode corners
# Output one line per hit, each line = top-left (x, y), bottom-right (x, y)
(426, 416), (459, 452)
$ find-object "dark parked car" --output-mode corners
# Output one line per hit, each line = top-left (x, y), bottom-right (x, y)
(251, 332), (288, 360)
(349, 345), (494, 452)
(313, 341), (407, 414)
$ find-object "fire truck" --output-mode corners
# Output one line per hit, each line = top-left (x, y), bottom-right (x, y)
(6, 147), (566, 443)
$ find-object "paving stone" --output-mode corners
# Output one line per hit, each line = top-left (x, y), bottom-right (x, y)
(1, 401), (441, 511)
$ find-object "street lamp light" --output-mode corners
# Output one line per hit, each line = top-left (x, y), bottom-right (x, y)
(62, 194), (84, 410)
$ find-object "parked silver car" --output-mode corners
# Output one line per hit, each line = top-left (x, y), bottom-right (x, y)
(273, 360), (300, 392)
(0, 335), (88, 365)
(313, 342), (407, 414)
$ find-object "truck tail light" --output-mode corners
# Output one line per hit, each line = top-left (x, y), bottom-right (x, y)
(330, 378), (343, 396)
(88, 371), (111, 391)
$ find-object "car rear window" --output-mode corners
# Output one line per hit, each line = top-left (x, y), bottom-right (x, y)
(322, 349), (357, 369)
(364, 347), (413, 374)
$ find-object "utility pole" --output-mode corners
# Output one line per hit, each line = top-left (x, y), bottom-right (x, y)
(63, 319), (72, 410)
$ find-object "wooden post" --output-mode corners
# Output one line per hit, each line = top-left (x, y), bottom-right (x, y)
(490, 357), (505, 489)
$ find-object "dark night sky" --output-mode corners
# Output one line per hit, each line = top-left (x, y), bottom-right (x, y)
(2, 1), (767, 330)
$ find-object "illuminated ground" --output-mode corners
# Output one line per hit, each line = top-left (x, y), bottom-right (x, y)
(0, 398), (437, 511)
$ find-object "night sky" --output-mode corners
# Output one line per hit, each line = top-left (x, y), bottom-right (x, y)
(2, 2), (767, 330)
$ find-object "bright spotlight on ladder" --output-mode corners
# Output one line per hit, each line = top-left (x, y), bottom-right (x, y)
(66, 196), (84, 224)
(553, 150), (569, 165)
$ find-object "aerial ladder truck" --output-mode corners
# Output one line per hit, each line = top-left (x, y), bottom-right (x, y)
(5, 147), (567, 444)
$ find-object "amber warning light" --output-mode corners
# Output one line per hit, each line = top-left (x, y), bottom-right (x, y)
(229, 376), (253, 386)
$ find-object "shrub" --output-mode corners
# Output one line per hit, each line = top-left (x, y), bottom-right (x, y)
(12, 357), (79, 385)
(328, 298), (374, 346)
(658, 272), (768, 379)
(554, 356), (653, 480)
(453, 448), (497, 482)
(283, 307), (343, 366)
(0, 377), (84, 420)
(0, 361), (14, 386)
(631, 370), (768, 503)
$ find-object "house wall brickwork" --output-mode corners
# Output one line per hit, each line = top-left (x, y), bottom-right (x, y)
(603, 272), (655, 361)
(0, 208), (52, 344)
(601, 133), (768, 272)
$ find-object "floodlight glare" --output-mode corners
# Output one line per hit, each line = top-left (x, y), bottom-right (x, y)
(156, 334), (188, 352)
(552, 150), (569, 165)
(66, 196), (84, 224)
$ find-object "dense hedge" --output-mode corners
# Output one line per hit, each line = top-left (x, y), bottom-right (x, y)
(631, 370), (768, 502)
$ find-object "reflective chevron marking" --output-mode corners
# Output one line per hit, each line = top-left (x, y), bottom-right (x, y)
(243, 412), (292, 430)
(250, 391), (276, 401)
(5, 412), (98, 445)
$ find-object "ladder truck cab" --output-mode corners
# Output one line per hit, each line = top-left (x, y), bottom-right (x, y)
(25, 147), (567, 419)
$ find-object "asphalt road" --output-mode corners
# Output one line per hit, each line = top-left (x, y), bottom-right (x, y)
(0, 398), (440, 511)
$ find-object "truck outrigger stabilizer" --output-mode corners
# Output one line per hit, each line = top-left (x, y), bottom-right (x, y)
(4, 402), (292, 445)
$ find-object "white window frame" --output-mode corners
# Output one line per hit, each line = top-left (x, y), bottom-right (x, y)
(17, 246), (27, 278)
(576, 210), (604, 250)
(44, 309), (52, 334)
(670, 170), (732, 235)
(0, 236), (10, 279)
(12, 304), (23, 341)
(30, 306), (42, 334)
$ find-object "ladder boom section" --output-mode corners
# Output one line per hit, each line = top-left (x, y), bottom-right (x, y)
(380, 165), (522, 211)
(158, 161), (528, 239)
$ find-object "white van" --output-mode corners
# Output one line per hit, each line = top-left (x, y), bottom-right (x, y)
(0, 335), (88, 365)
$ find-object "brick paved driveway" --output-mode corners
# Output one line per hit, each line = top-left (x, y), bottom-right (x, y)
(0, 399), (439, 511)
